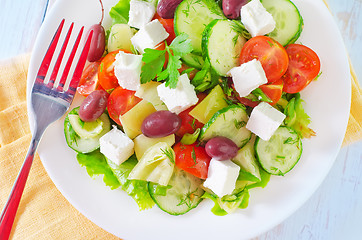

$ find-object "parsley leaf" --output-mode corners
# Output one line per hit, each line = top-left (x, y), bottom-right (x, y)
(140, 48), (166, 84)
(140, 33), (193, 88)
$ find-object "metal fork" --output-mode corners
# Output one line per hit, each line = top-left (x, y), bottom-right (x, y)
(0, 19), (93, 239)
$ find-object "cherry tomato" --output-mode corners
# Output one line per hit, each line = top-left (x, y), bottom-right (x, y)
(234, 78), (283, 107)
(77, 61), (103, 97)
(259, 78), (283, 105)
(239, 36), (289, 83)
(173, 142), (211, 179)
(282, 44), (321, 93)
(154, 13), (176, 45)
(98, 49), (131, 92)
(175, 93), (206, 137)
(107, 86), (142, 125)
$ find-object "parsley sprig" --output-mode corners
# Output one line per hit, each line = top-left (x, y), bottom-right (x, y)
(140, 33), (193, 88)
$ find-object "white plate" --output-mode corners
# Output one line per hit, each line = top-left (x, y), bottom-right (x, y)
(27, 0), (351, 239)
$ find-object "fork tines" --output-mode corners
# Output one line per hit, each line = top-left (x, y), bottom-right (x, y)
(32, 19), (93, 103)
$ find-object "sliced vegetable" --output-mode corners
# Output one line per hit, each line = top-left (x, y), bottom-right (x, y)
(199, 105), (251, 148)
(261, 0), (303, 46)
(173, 142), (211, 179)
(255, 126), (302, 175)
(107, 23), (135, 53)
(128, 142), (175, 186)
(239, 36), (289, 83)
(189, 85), (228, 124)
(64, 107), (111, 153)
(148, 168), (204, 215)
(282, 44), (321, 93)
(134, 134), (175, 160)
(174, 0), (225, 53)
(202, 19), (246, 76)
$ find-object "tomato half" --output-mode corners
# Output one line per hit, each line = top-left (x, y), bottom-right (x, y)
(175, 93), (206, 137)
(282, 44), (321, 93)
(77, 61), (103, 97)
(239, 36), (289, 83)
(107, 86), (142, 125)
(98, 49), (131, 92)
(173, 142), (211, 179)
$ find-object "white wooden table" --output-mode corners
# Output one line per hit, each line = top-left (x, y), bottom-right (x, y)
(0, 0), (361, 239)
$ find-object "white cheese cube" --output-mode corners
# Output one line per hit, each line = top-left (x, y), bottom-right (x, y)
(99, 126), (134, 166)
(228, 59), (268, 97)
(131, 19), (169, 54)
(114, 51), (143, 91)
(240, 0), (276, 37)
(246, 102), (286, 141)
(203, 159), (240, 197)
(128, 0), (156, 29)
(157, 74), (198, 114)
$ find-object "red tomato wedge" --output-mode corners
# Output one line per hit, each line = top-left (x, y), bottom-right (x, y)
(259, 78), (284, 105)
(239, 36), (289, 83)
(77, 60), (103, 97)
(98, 49), (131, 92)
(282, 44), (321, 93)
(107, 86), (142, 126)
(173, 142), (211, 179)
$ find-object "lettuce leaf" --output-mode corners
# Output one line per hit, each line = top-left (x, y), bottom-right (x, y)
(283, 93), (316, 138)
(109, 0), (131, 25)
(77, 151), (120, 190)
(107, 155), (155, 210)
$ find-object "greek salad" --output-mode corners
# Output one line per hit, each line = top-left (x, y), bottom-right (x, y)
(64, 0), (321, 216)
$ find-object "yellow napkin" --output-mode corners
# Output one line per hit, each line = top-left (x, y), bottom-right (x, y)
(0, 54), (120, 239)
(0, 47), (361, 238)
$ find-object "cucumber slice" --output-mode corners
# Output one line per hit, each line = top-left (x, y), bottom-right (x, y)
(174, 0), (225, 54)
(148, 168), (204, 215)
(64, 107), (111, 153)
(68, 115), (104, 139)
(261, 0), (303, 46)
(199, 105), (251, 148)
(181, 52), (204, 69)
(255, 126), (302, 175)
(202, 19), (246, 76)
(128, 142), (175, 186)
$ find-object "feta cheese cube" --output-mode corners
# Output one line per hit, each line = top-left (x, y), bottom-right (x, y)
(128, 0), (156, 29)
(99, 126), (134, 166)
(157, 74), (198, 114)
(240, 0), (276, 37)
(246, 102), (286, 141)
(228, 59), (268, 97)
(131, 19), (169, 53)
(114, 51), (143, 91)
(203, 159), (240, 197)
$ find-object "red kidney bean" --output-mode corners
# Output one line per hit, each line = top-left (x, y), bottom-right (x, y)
(87, 24), (105, 62)
(222, 0), (249, 19)
(141, 111), (182, 138)
(157, 0), (183, 19)
(79, 90), (108, 122)
(205, 136), (239, 160)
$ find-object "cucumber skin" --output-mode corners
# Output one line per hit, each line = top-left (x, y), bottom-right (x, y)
(199, 104), (251, 148)
(254, 126), (303, 176)
(174, 0), (225, 53)
(261, 0), (304, 46)
(202, 19), (246, 76)
(64, 107), (111, 153)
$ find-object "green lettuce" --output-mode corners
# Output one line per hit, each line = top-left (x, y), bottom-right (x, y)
(283, 93), (316, 138)
(107, 155), (155, 210)
(109, 0), (131, 25)
(77, 150), (120, 189)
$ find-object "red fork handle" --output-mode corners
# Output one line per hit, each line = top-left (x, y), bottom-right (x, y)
(0, 138), (39, 240)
